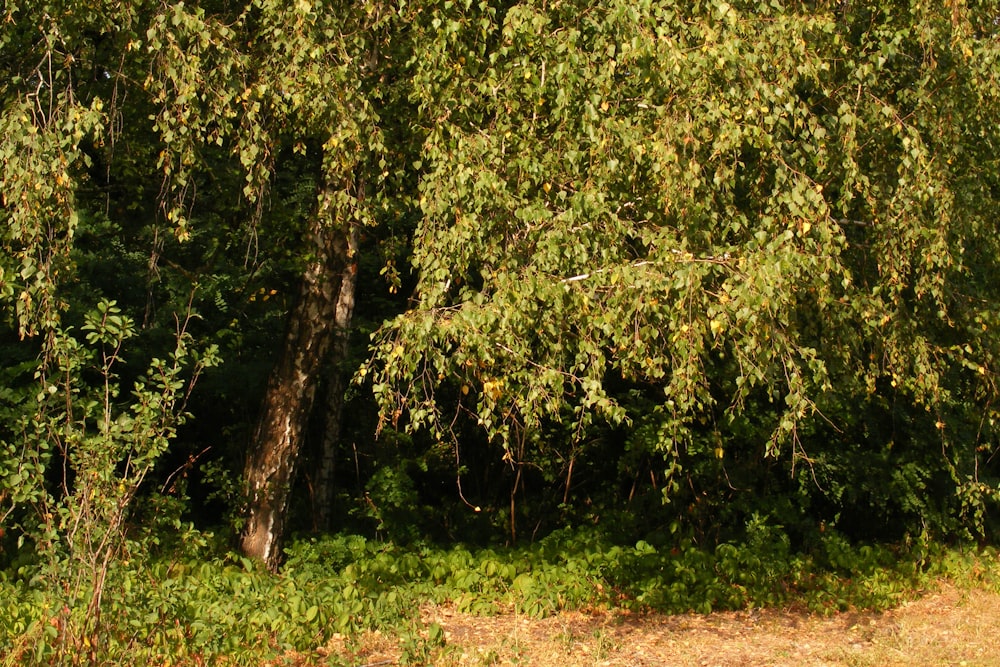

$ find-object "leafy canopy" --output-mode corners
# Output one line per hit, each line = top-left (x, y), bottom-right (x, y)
(369, 0), (1000, 489)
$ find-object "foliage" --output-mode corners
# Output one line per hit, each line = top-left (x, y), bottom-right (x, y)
(0, 295), (218, 657)
(368, 0), (1000, 541)
(3, 529), (997, 664)
(3, 0), (1000, 660)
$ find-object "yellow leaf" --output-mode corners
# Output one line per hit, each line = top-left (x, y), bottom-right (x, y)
(482, 379), (504, 400)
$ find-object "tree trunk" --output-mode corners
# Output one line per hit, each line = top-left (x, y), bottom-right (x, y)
(314, 220), (359, 532)
(239, 178), (359, 571)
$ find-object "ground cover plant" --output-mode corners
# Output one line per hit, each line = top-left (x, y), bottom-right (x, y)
(2, 525), (997, 665)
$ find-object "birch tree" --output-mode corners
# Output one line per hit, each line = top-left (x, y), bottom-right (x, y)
(369, 0), (1000, 532)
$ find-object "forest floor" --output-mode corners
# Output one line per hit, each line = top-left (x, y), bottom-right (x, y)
(311, 580), (1000, 666)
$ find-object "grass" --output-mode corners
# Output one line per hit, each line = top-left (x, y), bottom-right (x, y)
(381, 580), (1000, 666)
(307, 582), (1000, 666)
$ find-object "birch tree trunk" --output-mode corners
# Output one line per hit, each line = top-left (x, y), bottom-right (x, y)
(239, 178), (359, 571)
(314, 221), (359, 532)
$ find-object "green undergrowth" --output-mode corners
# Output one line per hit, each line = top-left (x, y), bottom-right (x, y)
(2, 526), (998, 666)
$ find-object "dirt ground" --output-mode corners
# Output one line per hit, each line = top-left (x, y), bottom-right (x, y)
(320, 582), (1000, 667)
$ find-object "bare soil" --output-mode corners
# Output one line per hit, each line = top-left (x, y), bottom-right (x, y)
(313, 582), (1000, 667)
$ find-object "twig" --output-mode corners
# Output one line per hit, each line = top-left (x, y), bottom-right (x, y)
(560, 260), (653, 283)
(559, 250), (735, 284)
(160, 446), (212, 495)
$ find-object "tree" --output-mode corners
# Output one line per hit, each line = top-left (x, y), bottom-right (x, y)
(4, 0), (1000, 586)
(368, 0), (1000, 536)
(130, 0), (401, 569)
(0, 2), (232, 645)
(1, 0), (411, 572)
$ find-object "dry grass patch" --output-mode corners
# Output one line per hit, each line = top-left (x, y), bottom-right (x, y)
(290, 579), (1000, 666)
(426, 581), (1000, 667)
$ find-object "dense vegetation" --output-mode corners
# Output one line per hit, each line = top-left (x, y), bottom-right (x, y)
(2, 0), (1000, 663)
(4, 525), (999, 665)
